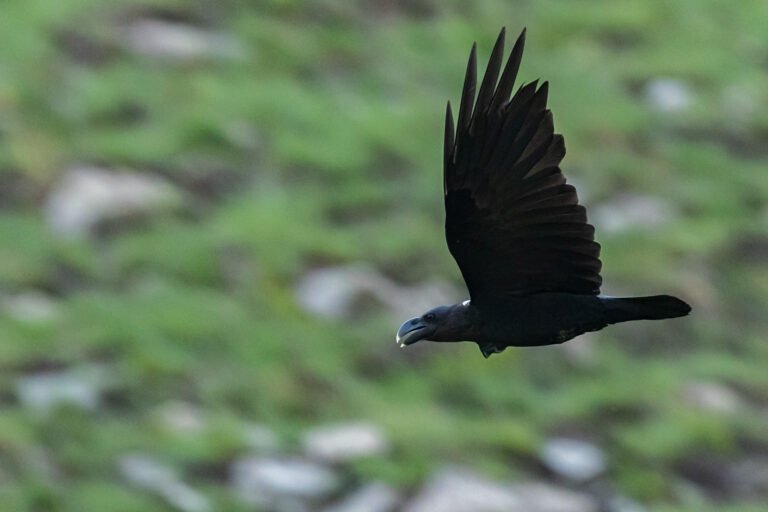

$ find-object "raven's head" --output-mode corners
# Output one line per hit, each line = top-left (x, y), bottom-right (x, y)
(395, 303), (472, 347)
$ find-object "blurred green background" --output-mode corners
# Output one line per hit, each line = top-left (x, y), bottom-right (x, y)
(1, 1), (767, 511)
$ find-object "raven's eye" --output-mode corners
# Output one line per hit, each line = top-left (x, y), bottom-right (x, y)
(424, 313), (436, 322)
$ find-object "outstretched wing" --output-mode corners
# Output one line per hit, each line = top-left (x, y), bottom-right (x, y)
(444, 28), (602, 307)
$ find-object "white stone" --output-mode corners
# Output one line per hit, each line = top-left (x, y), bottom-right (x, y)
(515, 484), (599, 512)
(559, 333), (597, 368)
(540, 438), (606, 482)
(16, 367), (104, 414)
(2, 291), (58, 322)
(119, 454), (176, 489)
(304, 422), (389, 463)
(726, 456), (768, 496)
(119, 454), (211, 512)
(321, 482), (400, 512)
(231, 456), (339, 507)
(45, 166), (180, 239)
(607, 496), (647, 512)
(591, 194), (676, 234)
(161, 481), (212, 512)
(646, 78), (692, 112)
(721, 84), (759, 123)
(243, 423), (280, 452)
(295, 265), (455, 321)
(403, 468), (596, 512)
(121, 20), (244, 61)
(681, 380), (742, 415)
(155, 401), (206, 433)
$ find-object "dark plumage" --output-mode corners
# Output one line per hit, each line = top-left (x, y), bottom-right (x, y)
(396, 28), (691, 357)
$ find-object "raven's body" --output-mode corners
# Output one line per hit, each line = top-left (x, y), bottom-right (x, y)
(395, 28), (691, 356)
(405, 294), (690, 357)
(472, 294), (608, 351)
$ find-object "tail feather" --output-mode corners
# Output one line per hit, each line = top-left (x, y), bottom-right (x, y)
(602, 295), (691, 325)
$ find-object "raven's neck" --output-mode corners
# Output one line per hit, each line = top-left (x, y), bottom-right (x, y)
(432, 302), (478, 342)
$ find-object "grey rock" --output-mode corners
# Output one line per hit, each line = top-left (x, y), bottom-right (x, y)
(403, 468), (519, 512)
(295, 265), (456, 321)
(321, 482), (400, 512)
(160, 481), (212, 512)
(721, 84), (759, 123)
(155, 401), (206, 433)
(681, 380), (742, 415)
(559, 333), (597, 368)
(725, 456), (768, 497)
(591, 194), (676, 234)
(45, 166), (180, 239)
(403, 468), (597, 512)
(671, 477), (708, 504)
(646, 78), (692, 113)
(243, 423), (280, 452)
(515, 484), (599, 512)
(22, 446), (60, 482)
(2, 291), (58, 322)
(677, 265), (718, 312)
(762, 206), (768, 230)
(121, 19), (245, 62)
(119, 454), (211, 512)
(16, 366), (105, 414)
(120, 454), (176, 489)
(304, 422), (389, 463)
(540, 438), (606, 482)
(231, 456), (339, 507)
(607, 496), (647, 512)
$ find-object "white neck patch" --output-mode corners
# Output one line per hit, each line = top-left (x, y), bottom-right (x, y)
(462, 300), (471, 306)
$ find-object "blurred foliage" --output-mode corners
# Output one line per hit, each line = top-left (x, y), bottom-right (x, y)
(1, 0), (767, 510)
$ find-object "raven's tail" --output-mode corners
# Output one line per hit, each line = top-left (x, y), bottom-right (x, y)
(602, 295), (691, 325)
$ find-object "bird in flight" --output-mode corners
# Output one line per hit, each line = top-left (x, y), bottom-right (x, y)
(396, 28), (691, 357)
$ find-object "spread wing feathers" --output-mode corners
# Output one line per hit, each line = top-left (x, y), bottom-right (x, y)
(444, 28), (602, 305)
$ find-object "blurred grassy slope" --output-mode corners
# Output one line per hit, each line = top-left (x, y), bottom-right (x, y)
(1, 0), (767, 510)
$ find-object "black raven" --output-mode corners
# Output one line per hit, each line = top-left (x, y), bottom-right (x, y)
(396, 28), (691, 357)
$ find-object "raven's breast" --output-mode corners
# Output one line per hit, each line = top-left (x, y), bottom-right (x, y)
(475, 293), (607, 348)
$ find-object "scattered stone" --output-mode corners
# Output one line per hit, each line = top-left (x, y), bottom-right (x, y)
(677, 265), (718, 312)
(155, 401), (207, 434)
(559, 333), (597, 368)
(725, 456), (768, 498)
(403, 468), (519, 512)
(403, 468), (597, 512)
(721, 84), (759, 123)
(2, 291), (58, 323)
(45, 166), (181, 239)
(540, 438), (606, 482)
(645, 78), (692, 113)
(681, 380), (742, 415)
(304, 422), (389, 463)
(321, 482), (400, 512)
(231, 456), (339, 508)
(119, 454), (211, 512)
(243, 423), (280, 452)
(16, 366), (105, 414)
(591, 194), (676, 234)
(21, 446), (60, 482)
(606, 496), (647, 512)
(517, 484), (599, 512)
(121, 19), (245, 62)
(295, 265), (456, 321)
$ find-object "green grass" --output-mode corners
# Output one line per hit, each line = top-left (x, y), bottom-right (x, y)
(1, 0), (767, 510)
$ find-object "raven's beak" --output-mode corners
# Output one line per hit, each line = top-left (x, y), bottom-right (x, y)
(396, 317), (431, 347)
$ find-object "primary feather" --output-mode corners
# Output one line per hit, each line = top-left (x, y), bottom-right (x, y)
(444, 28), (602, 308)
